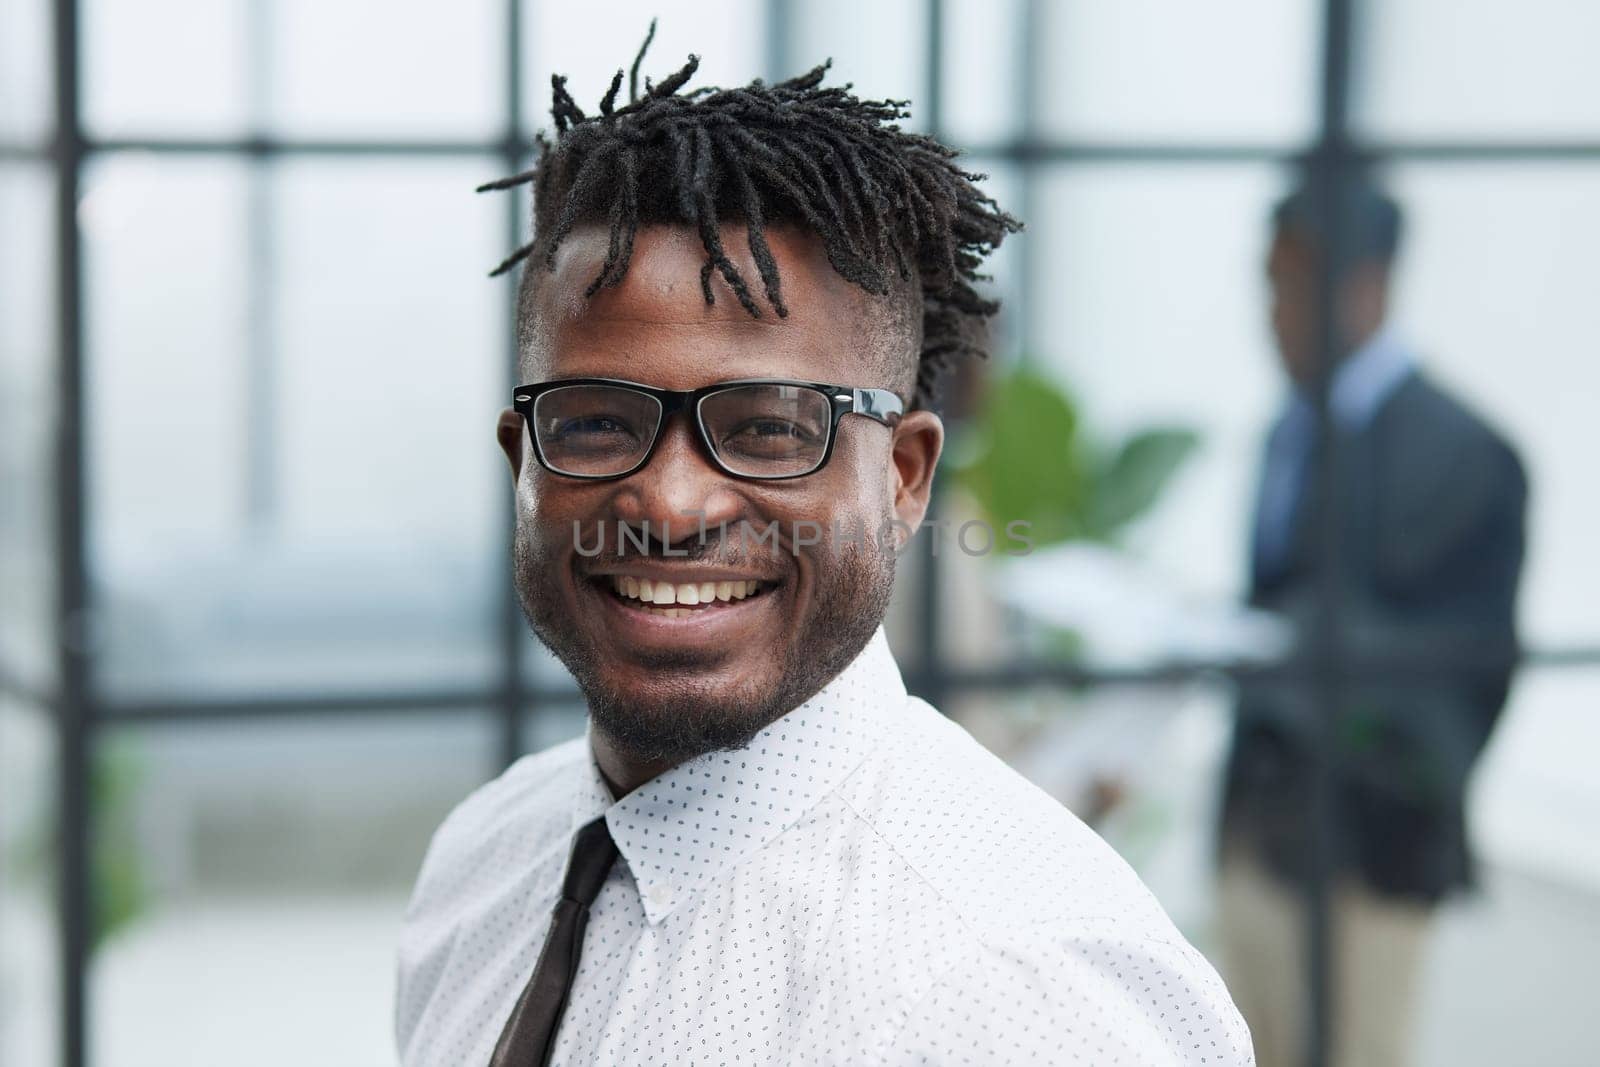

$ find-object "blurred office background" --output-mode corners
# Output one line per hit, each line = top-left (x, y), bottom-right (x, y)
(3, 1), (1599, 1064)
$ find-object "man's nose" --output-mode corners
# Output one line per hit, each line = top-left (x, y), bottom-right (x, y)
(609, 414), (746, 545)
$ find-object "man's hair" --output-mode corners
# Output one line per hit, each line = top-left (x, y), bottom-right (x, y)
(1271, 172), (1404, 267)
(479, 24), (1021, 408)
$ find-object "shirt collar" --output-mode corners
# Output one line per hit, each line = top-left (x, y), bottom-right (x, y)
(1286, 326), (1414, 431)
(576, 628), (903, 924)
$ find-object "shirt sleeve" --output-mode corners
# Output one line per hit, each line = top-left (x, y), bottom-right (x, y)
(878, 922), (1255, 1066)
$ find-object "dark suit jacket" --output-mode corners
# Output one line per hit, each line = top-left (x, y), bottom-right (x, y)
(1222, 370), (1528, 902)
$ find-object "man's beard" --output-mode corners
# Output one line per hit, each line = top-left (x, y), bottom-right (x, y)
(513, 521), (895, 767)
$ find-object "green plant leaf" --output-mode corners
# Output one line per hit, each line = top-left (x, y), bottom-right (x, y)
(1084, 428), (1200, 540)
(91, 742), (149, 948)
(954, 367), (1090, 548)
(952, 365), (1201, 551)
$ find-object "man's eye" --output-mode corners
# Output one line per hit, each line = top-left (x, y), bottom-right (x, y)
(558, 415), (633, 437)
(732, 419), (816, 441)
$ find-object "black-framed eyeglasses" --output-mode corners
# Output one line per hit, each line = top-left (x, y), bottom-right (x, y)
(511, 377), (905, 481)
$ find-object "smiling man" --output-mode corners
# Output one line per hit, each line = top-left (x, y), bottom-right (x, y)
(395, 36), (1251, 1067)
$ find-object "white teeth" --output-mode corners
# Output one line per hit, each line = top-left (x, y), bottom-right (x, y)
(610, 575), (764, 606)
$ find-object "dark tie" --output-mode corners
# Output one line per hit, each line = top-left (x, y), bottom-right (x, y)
(489, 815), (619, 1067)
(1252, 398), (1318, 586)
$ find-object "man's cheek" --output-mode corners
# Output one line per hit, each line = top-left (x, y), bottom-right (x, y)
(521, 487), (580, 551)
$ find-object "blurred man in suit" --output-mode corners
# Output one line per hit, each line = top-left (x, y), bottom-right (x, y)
(1217, 178), (1528, 1067)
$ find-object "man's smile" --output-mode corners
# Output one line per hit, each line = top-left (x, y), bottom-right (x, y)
(605, 574), (770, 614)
(577, 566), (788, 650)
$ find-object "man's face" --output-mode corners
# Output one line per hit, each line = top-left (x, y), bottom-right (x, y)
(1266, 228), (1390, 385)
(497, 223), (941, 765)
(1266, 230), (1321, 385)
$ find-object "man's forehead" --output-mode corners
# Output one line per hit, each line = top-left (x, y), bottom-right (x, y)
(518, 221), (916, 392)
(530, 222), (869, 336)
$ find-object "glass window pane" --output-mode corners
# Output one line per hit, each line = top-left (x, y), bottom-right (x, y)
(268, 0), (503, 139)
(787, 0), (928, 132)
(1037, 0), (1317, 144)
(1469, 670), (1600, 901)
(0, 0), (51, 143)
(1357, 0), (1600, 139)
(81, 156), (248, 550)
(85, 156), (507, 699)
(1385, 163), (1600, 646)
(520, 698), (585, 756)
(0, 165), (57, 693)
(521, 3), (763, 135)
(1414, 669), (1600, 1063)
(88, 713), (494, 1065)
(940, 164), (1286, 671)
(0, 697), (60, 1067)
(82, 0), (251, 137)
(84, 0), (503, 139)
(941, 0), (1025, 146)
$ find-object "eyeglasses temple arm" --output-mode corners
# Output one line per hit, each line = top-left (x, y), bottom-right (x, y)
(852, 388), (905, 426)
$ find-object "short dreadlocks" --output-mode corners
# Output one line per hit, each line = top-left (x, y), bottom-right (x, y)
(479, 24), (1021, 408)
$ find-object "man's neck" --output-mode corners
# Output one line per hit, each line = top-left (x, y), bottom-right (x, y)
(1294, 323), (1413, 429)
(589, 731), (677, 799)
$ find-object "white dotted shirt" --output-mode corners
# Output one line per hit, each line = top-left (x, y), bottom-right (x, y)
(395, 630), (1254, 1065)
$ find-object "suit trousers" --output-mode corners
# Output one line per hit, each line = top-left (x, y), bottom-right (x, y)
(1216, 845), (1433, 1067)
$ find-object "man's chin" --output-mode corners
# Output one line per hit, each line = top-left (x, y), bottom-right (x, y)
(582, 669), (786, 765)
(517, 529), (894, 769)
(589, 655), (778, 709)
(593, 641), (751, 674)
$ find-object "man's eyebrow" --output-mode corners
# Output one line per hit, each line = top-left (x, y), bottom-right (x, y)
(568, 315), (788, 331)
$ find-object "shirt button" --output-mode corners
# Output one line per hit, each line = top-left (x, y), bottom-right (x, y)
(647, 884), (671, 908)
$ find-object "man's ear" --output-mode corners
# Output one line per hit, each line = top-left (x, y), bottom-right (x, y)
(496, 408), (524, 479)
(890, 410), (943, 534)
